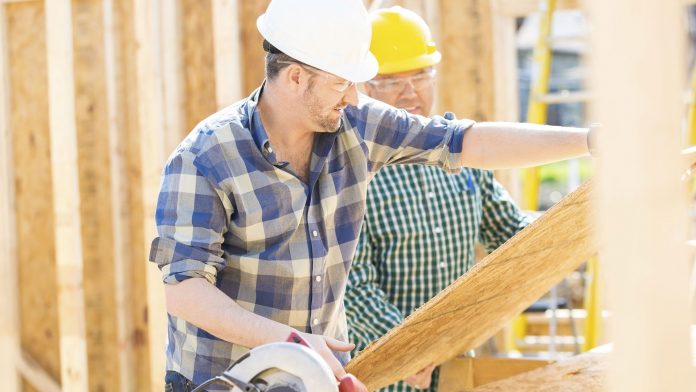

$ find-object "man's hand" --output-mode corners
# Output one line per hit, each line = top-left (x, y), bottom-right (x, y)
(299, 332), (355, 379)
(404, 364), (436, 390)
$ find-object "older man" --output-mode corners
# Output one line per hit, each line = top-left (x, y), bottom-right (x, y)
(345, 7), (532, 391)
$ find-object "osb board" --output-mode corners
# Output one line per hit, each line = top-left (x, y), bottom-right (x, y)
(72, 0), (120, 390)
(115, 0), (150, 388)
(6, 2), (61, 390)
(182, 0), (216, 133)
(467, 352), (607, 392)
(439, 357), (554, 391)
(437, 0), (494, 121)
(346, 180), (597, 390)
(238, 0), (270, 95)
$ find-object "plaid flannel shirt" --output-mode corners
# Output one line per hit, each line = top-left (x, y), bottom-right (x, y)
(148, 85), (474, 387)
(345, 164), (531, 392)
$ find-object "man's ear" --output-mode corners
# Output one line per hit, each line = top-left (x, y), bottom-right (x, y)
(281, 64), (305, 93)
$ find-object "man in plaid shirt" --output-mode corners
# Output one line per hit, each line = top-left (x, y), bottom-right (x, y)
(148, 0), (592, 390)
(345, 7), (531, 391)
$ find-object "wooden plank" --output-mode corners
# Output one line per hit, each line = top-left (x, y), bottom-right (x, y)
(114, 0), (151, 388)
(0, 5), (20, 392)
(17, 352), (61, 392)
(45, 0), (89, 389)
(468, 352), (607, 391)
(346, 180), (597, 390)
(212, 0), (242, 109)
(437, 0), (494, 121)
(7, 3), (62, 390)
(588, 0), (696, 391)
(495, 0), (581, 17)
(160, 0), (184, 150)
(181, 0), (216, 132)
(72, 1), (121, 390)
(439, 357), (553, 391)
(238, 0), (270, 94)
(103, 0), (137, 389)
(133, 0), (168, 389)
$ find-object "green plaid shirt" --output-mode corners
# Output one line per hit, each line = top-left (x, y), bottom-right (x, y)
(345, 164), (530, 392)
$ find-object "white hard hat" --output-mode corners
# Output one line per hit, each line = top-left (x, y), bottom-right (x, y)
(257, 0), (379, 83)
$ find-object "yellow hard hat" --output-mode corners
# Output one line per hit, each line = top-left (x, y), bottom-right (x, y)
(369, 6), (441, 75)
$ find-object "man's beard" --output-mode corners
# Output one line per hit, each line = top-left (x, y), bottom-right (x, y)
(303, 85), (342, 132)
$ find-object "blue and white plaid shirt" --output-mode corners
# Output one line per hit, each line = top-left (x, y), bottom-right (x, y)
(148, 85), (474, 387)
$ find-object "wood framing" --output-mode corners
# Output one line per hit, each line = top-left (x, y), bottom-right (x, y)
(45, 0), (89, 389)
(495, 0), (581, 17)
(17, 352), (61, 392)
(239, 0), (270, 94)
(588, 0), (696, 391)
(114, 0), (151, 388)
(469, 352), (607, 391)
(212, 0), (242, 109)
(346, 180), (597, 390)
(439, 357), (553, 391)
(182, 0), (216, 132)
(7, 2), (62, 388)
(437, 0), (495, 121)
(133, 0), (168, 389)
(72, 1), (121, 390)
(0, 5), (20, 392)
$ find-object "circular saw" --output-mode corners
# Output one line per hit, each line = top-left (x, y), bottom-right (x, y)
(191, 333), (362, 392)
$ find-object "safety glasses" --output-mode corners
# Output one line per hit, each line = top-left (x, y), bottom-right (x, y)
(365, 68), (436, 94)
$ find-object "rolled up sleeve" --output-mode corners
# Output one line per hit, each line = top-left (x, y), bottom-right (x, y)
(148, 149), (232, 285)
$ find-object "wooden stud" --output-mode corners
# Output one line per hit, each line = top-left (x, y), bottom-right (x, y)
(133, 0), (168, 389)
(439, 357), (553, 391)
(17, 352), (61, 392)
(160, 0), (184, 149)
(45, 0), (89, 389)
(437, 0), (495, 121)
(588, 0), (696, 391)
(114, 0), (151, 388)
(72, 0), (121, 390)
(0, 4), (20, 392)
(8, 2), (62, 387)
(346, 180), (597, 390)
(212, 0), (242, 108)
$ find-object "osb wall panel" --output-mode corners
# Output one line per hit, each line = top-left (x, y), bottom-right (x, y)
(72, 0), (120, 390)
(239, 0), (269, 95)
(7, 2), (61, 391)
(182, 0), (216, 132)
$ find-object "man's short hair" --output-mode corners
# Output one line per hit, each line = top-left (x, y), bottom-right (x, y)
(264, 40), (299, 80)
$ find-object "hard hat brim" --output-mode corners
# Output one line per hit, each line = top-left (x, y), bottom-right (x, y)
(257, 13), (379, 83)
(377, 51), (442, 75)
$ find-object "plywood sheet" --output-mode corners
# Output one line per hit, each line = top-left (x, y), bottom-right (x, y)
(346, 180), (597, 390)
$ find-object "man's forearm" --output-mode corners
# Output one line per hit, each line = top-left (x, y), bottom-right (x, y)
(165, 278), (295, 348)
(460, 122), (590, 169)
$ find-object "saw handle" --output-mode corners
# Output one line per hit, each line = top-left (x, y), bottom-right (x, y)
(286, 331), (312, 347)
(338, 374), (368, 392)
(286, 332), (368, 392)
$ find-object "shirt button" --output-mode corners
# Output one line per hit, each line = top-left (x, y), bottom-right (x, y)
(439, 262), (446, 269)
(267, 146), (273, 153)
(434, 226), (442, 234)
(313, 318), (319, 326)
(312, 230), (319, 237)
(315, 276), (322, 282)
(427, 192), (436, 199)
